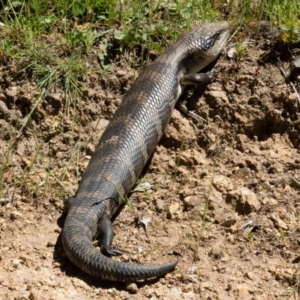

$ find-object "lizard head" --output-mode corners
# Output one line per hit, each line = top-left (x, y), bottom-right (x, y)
(181, 21), (231, 73)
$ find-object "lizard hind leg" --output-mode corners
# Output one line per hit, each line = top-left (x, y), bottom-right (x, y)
(98, 215), (123, 256)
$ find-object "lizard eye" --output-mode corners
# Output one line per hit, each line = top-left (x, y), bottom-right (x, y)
(203, 31), (223, 50)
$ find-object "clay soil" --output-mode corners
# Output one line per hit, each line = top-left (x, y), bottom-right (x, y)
(0, 29), (300, 300)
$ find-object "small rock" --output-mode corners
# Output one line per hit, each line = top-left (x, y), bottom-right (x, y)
(182, 283), (193, 293)
(71, 277), (92, 291)
(199, 281), (211, 292)
(168, 201), (181, 219)
(270, 213), (288, 230)
(0, 100), (10, 118)
(180, 149), (206, 166)
(238, 134), (250, 144)
(236, 134), (250, 152)
(206, 132), (216, 142)
(188, 265), (197, 274)
(209, 189), (226, 222)
(46, 241), (55, 247)
(154, 286), (165, 297)
(29, 289), (41, 300)
(86, 143), (95, 155)
(246, 271), (255, 280)
(245, 158), (261, 172)
(18, 293), (30, 300)
(207, 90), (229, 103)
(12, 258), (22, 267)
(90, 119), (110, 141)
(236, 285), (251, 300)
(183, 196), (198, 211)
(262, 271), (272, 281)
(220, 218), (236, 227)
(116, 69), (129, 77)
(213, 175), (233, 193)
(53, 262), (60, 268)
(268, 163), (284, 173)
(130, 254), (138, 261)
(5, 88), (19, 100)
(155, 199), (165, 212)
(239, 75), (254, 82)
(122, 254), (129, 261)
(107, 288), (118, 296)
(46, 92), (62, 104)
(235, 187), (260, 215)
(262, 197), (278, 205)
(237, 188), (260, 214)
(227, 234), (235, 243)
(235, 111), (248, 124)
(126, 282), (139, 293)
(10, 210), (23, 220)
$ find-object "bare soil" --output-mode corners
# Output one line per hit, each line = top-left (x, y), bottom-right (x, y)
(0, 30), (300, 300)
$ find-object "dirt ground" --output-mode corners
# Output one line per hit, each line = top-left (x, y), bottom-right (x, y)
(1, 27), (300, 300)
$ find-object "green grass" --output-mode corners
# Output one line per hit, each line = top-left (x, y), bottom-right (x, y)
(1, 0), (300, 95)
(1, 1), (300, 73)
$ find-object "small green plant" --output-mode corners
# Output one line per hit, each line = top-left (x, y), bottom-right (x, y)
(280, 231), (288, 239)
(235, 43), (247, 62)
(247, 232), (253, 242)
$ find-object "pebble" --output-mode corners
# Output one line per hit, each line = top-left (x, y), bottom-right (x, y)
(12, 258), (22, 267)
(122, 254), (129, 261)
(199, 281), (211, 292)
(236, 285), (251, 300)
(207, 90), (229, 103)
(126, 282), (139, 293)
(231, 187), (261, 214)
(270, 213), (288, 230)
(182, 283), (193, 293)
(220, 218), (236, 227)
(29, 289), (40, 300)
(71, 277), (91, 291)
(5, 88), (19, 100)
(155, 199), (165, 212)
(46, 242), (55, 247)
(183, 196), (198, 211)
(188, 265), (197, 274)
(262, 197), (278, 205)
(168, 201), (181, 219)
(246, 271), (255, 280)
(213, 175), (233, 193)
(245, 158), (261, 172)
(10, 210), (23, 220)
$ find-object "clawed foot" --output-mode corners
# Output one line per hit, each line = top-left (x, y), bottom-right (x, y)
(102, 247), (123, 256)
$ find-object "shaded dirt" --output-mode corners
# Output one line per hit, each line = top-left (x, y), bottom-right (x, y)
(1, 30), (300, 300)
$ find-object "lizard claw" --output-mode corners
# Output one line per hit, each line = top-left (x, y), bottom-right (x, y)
(102, 247), (123, 256)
